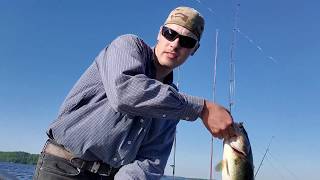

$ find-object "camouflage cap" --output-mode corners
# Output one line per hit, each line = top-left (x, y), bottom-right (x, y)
(164, 6), (205, 40)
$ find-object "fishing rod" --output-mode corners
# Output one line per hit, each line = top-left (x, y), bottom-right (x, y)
(170, 66), (180, 180)
(255, 136), (274, 178)
(170, 135), (176, 180)
(209, 1), (240, 179)
(192, 0), (276, 64)
(209, 29), (219, 180)
(228, 0), (240, 113)
(171, 129), (177, 180)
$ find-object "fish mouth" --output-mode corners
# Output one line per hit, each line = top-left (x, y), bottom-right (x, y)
(231, 146), (247, 158)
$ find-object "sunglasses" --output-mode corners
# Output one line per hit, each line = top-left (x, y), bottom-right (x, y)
(161, 26), (198, 49)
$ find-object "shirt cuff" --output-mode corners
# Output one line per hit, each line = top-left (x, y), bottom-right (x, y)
(180, 93), (204, 121)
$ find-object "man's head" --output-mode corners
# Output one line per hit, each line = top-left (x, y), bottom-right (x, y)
(164, 6), (204, 40)
(155, 7), (205, 74)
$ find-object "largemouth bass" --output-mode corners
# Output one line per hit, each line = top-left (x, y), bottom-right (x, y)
(216, 122), (254, 180)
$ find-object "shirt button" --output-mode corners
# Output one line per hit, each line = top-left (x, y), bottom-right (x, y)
(140, 119), (144, 123)
(185, 117), (190, 120)
(128, 141), (132, 145)
(162, 114), (167, 118)
(155, 159), (160, 164)
(113, 157), (117, 161)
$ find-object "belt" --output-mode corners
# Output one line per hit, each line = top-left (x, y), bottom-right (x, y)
(43, 141), (118, 176)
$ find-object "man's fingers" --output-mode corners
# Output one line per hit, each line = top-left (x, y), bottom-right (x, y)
(211, 128), (222, 139)
(219, 123), (236, 140)
(212, 128), (225, 139)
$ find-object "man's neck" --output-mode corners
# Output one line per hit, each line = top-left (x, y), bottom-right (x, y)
(153, 47), (172, 82)
(154, 62), (171, 82)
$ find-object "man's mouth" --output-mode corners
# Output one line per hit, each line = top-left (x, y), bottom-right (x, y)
(165, 52), (178, 59)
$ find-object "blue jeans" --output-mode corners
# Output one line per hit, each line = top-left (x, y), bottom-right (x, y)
(33, 153), (116, 180)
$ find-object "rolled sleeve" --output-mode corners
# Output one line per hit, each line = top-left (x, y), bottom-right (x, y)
(180, 93), (204, 121)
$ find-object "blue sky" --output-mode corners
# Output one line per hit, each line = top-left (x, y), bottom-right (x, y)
(0, 0), (319, 179)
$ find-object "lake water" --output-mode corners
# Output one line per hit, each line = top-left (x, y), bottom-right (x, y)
(0, 162), (34, 180)
(0, 162), (199, 180)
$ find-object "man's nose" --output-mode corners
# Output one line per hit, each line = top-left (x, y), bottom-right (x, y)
(169, 37), (180, 49)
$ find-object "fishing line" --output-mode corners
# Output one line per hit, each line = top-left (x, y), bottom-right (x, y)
(255, 136), (274, 178)
(191, 0), (216, 14)
(254, 138), (298, 180)
(236, 29), (277, 63)
(264, 154), (287, 180)
(266, 148), (300, 180)
(190, 0), (277, 64)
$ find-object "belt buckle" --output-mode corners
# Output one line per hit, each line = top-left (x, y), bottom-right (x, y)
(70, 157), (86, 170)
(69, 157), (82, 174)
(71, 157), (112, 176)
(99, 167), (112, 176)
(90, 161), (100, 173)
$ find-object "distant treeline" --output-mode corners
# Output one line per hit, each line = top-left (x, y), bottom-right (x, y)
(0, 151), (39, 165)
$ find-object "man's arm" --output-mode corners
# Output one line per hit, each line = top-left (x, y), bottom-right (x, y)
(114, 119), (179, 180)
(95, 34), (203, 121)
(97, 34), (233, 139)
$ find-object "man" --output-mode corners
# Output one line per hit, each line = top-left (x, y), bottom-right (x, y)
(33, 6), (233, 180)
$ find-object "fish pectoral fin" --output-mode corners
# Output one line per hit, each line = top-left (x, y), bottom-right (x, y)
(215, 160), (227, 172)
(226, 159), (230, 176)
(215, 160), (223, 172)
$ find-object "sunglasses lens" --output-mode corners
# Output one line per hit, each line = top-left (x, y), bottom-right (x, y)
(161, 26), (197, 49)
(179, 36), (197, 48)
(162, 26), (178, 41)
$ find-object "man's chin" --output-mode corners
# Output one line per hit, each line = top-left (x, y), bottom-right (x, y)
(162, 61), (177, 68)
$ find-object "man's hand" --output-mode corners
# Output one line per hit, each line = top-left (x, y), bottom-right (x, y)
(200, 100), (235, 139)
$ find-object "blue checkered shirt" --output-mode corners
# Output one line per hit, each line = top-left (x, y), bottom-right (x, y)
(48, 34), (204, 179)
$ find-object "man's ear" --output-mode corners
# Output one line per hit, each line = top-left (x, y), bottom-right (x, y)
(191, 43), (200, 56)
